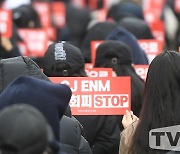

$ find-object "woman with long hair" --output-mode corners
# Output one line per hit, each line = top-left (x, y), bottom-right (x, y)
(120, 51), (180, 154)
(94, 40), (145, 130)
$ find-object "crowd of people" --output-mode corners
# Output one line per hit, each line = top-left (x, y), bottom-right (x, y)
(0, 0), (180, 154)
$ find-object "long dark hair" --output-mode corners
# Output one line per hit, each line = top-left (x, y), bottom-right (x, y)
(51, 63), (87, 77)
(129, 51), (180, 154)
(94, 40), (145, 117)
(116, 64), (145, 116)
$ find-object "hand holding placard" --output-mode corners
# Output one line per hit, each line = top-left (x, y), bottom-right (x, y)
(122, 110), (139, 129)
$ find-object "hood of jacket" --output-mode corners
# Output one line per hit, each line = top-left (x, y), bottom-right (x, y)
(0, 56), (49, 93)
(106, 26), (149, 64)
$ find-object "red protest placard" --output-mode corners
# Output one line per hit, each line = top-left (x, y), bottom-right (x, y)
(88, 0), (110, 10)
(134, 65), (149, 81)
(97, 9), (107, 22)
(88, 0), (98, 10)
(143, 0), (165, 43)
(51, 2), (66, 28)
(143, 0), (165, 21)
(18, 29), (49, 57)
(33, 2), (51, 28)
(143, 10), (159, 26)
(17, 42), (28, 56)
(0, 9), (12, 38)
(45, 27), (56, 41)
(138, 39), (163, 63)
(49, 77), (131, 115)
(85, 68), (113, 77)
(85, 63), (93, 69)
(71, 0), (86, 8)
(175, 0), (180, 13)
(150, 20), (165, 43)
(91, 40), (104, 65)
(143, 11), (165, 43)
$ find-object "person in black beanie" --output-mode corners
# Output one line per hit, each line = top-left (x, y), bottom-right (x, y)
(0, 104), (55, 154)
(43, 41), (120, 154)
(94, 40), (145, 130)
(43, 41), (87, 77)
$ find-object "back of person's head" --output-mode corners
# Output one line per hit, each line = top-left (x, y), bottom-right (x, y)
(107, 3), (137, 22)
(43, 41), (87, 77)
(12, 4), (41, 28)
(106, 26), (149, 64)
(94, 40), (144, 116)
(0, 104), (54, 154)
(129, 51), (180, 153)
(81, 21), (117, 63)
(118, 17), (154, 39)
(66, 4), (90, 47)
(107, 1), (144, 22)
(94, 40), (133, 73)
(142, 51), (180, 123)
(0, 76), (72, 144)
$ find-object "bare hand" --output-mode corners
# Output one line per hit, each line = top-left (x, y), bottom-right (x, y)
(122, 110), (139, 129)
(1, 37), (13, 52)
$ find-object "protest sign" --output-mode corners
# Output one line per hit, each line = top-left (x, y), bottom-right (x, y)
(0, 9), (12, 38)
(138, 39), (163, 63)
(134, 65), (149, 81)
(85, 68), (113, 77)
(50, 77), (131, 115)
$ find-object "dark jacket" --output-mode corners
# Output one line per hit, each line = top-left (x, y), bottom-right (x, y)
(0, 56), (92, 154)
(75, 115), (120, 154)
(0, 56), (49, 92)
(60, 116), (92, 154)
